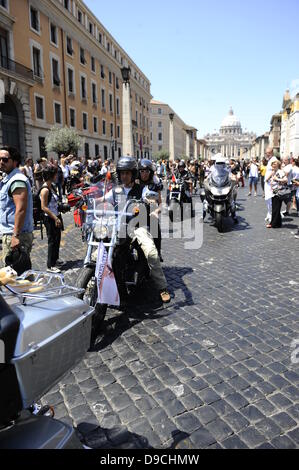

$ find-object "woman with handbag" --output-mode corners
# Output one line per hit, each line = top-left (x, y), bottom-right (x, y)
(265, 160), (289, 229)
(40, 165), (64, 273)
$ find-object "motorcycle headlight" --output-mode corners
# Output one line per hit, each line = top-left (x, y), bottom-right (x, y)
(93, 223), (108, 240)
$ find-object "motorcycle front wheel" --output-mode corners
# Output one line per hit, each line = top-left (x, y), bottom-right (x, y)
(169, 200), (181, 223)
(215, 212), (224, 233)
(75, 267), (107, 344)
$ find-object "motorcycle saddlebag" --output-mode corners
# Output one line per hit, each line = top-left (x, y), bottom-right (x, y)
(8, 297), (94, 409)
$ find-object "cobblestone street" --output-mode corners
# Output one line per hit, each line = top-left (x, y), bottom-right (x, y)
(22, 186), (299, 448)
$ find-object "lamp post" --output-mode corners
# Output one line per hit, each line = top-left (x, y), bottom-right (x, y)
(169, 113), (175, 162)
(121, 66), (134, 157)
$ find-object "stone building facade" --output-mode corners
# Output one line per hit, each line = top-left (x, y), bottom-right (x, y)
(0, 0), (151, 161)
(204, 108), (256, 160)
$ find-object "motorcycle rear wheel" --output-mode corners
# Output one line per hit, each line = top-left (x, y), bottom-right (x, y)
(215, 212), (224, 233)
(75, 267), (107, 345)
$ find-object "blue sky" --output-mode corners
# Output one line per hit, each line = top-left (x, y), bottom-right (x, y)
(85, 0), (299, 138)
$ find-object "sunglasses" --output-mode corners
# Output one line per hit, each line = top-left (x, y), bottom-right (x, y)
(0, 157), (11, 163)
(140, 169), (150, 173)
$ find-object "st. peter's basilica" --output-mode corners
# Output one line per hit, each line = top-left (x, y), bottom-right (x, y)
(204, 108), (256, 159)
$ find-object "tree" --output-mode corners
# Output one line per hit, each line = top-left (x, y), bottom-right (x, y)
(152, 150), (169, 161)
(45, 126), (83, 157)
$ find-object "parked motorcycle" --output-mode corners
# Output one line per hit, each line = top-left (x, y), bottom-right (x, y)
(75, 187), (158, 343)
(0, 270), (94, 449)
(202, 161), (238, 232)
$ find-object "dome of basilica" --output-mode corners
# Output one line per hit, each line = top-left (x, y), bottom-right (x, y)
(221, 107), (241, 129)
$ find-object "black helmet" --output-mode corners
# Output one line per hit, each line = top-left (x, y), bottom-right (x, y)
(178, 161), (186, 169)
(138, 159), (156, 173)
(116, 156), (137, 180)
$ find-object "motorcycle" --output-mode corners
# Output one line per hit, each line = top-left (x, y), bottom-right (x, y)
(0, 269), (94, 449)
(167, 176), (193, 222)
(75, 186), (159, 343)
(202, 164), (238, 233)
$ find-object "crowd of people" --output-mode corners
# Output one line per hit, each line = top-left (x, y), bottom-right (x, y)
(0, 144), (298, 286)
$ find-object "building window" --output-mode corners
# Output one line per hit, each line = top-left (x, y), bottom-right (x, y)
(66, 36), (73, 56)
(95, 144), (99, 157)
(91, 56), (95, 72)
(158, 108), (162, 115)
(110, 123), (114, 137)
(30, 6), (40, 33)
(54, 102), (62, 124)
(81, 75), (87, 100)
(82, 112), (88, 131)
(104, 146), (108, 159)
(78, 9), (83, 23)
(117, 125), (120, 139)
(107, 42), (110, 52)
(32, 47), (42, 78)
(0, 1), (8, 10)
(52, 58), (60, 86)
(100, 65), (105, 79)
(92, 82), (97, 104)
(98, 32), (102, 44)
(116, 98), (120, 116)
(109, 94), (113, 113)
(101, 89), (106, 109)
(93, 116), (98, 133)
(85, 143), (90, 158)
(102, 120), (106, 135)
(67, 67), (74, 94)
(116, 77), (119, 90)
(89, 22), (93, 35)
(35, 95), (45, 120)
(80, 47), (86, 65)
(109, 71), (112, 84)
(70, 108), (76, 127)
(158, 121), (162, 128)
(158, 133), (163, 141)
(64, 0), (69, 10)
(50, 23), (58, 46)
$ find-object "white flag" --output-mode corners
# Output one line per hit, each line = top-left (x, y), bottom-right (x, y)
(95, 242), (120, 306)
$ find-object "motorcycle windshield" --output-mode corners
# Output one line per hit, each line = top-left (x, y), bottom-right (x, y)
(210, 166), (230, 187)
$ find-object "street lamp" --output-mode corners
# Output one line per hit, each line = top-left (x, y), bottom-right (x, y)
(121, 66), (131, 85)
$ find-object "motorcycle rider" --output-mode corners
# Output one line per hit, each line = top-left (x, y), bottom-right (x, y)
(99, 157), (171, 304)
(211, 156), (238, 223)
(137, 159), (164, 262)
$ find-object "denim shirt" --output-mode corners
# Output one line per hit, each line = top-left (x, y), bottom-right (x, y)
(0, 168), (33, 235)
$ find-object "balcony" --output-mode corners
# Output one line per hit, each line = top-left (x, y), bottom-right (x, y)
(0, 56), (34, 82)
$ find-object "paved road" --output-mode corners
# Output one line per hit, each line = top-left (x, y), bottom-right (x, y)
(9, 184), (299, 449)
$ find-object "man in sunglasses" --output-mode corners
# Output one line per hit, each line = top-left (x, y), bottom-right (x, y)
(0, 146), (33, 269)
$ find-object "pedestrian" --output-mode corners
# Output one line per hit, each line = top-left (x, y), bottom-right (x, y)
(23, 157), (34, 187)
(260, 158), (267, 197)
(248, 159), (259, 196)
(281, 156), (293, 216)
(39, 165), (64, 273)
(266, 160), (288, 229)
(60, 157), (70, 195)
(293, 157), (299, 239)
(264, 157), (278, 223)
(0, 146), (34, 274)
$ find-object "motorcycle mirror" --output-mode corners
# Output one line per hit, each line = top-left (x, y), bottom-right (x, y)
(115, 186), (123, 194)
